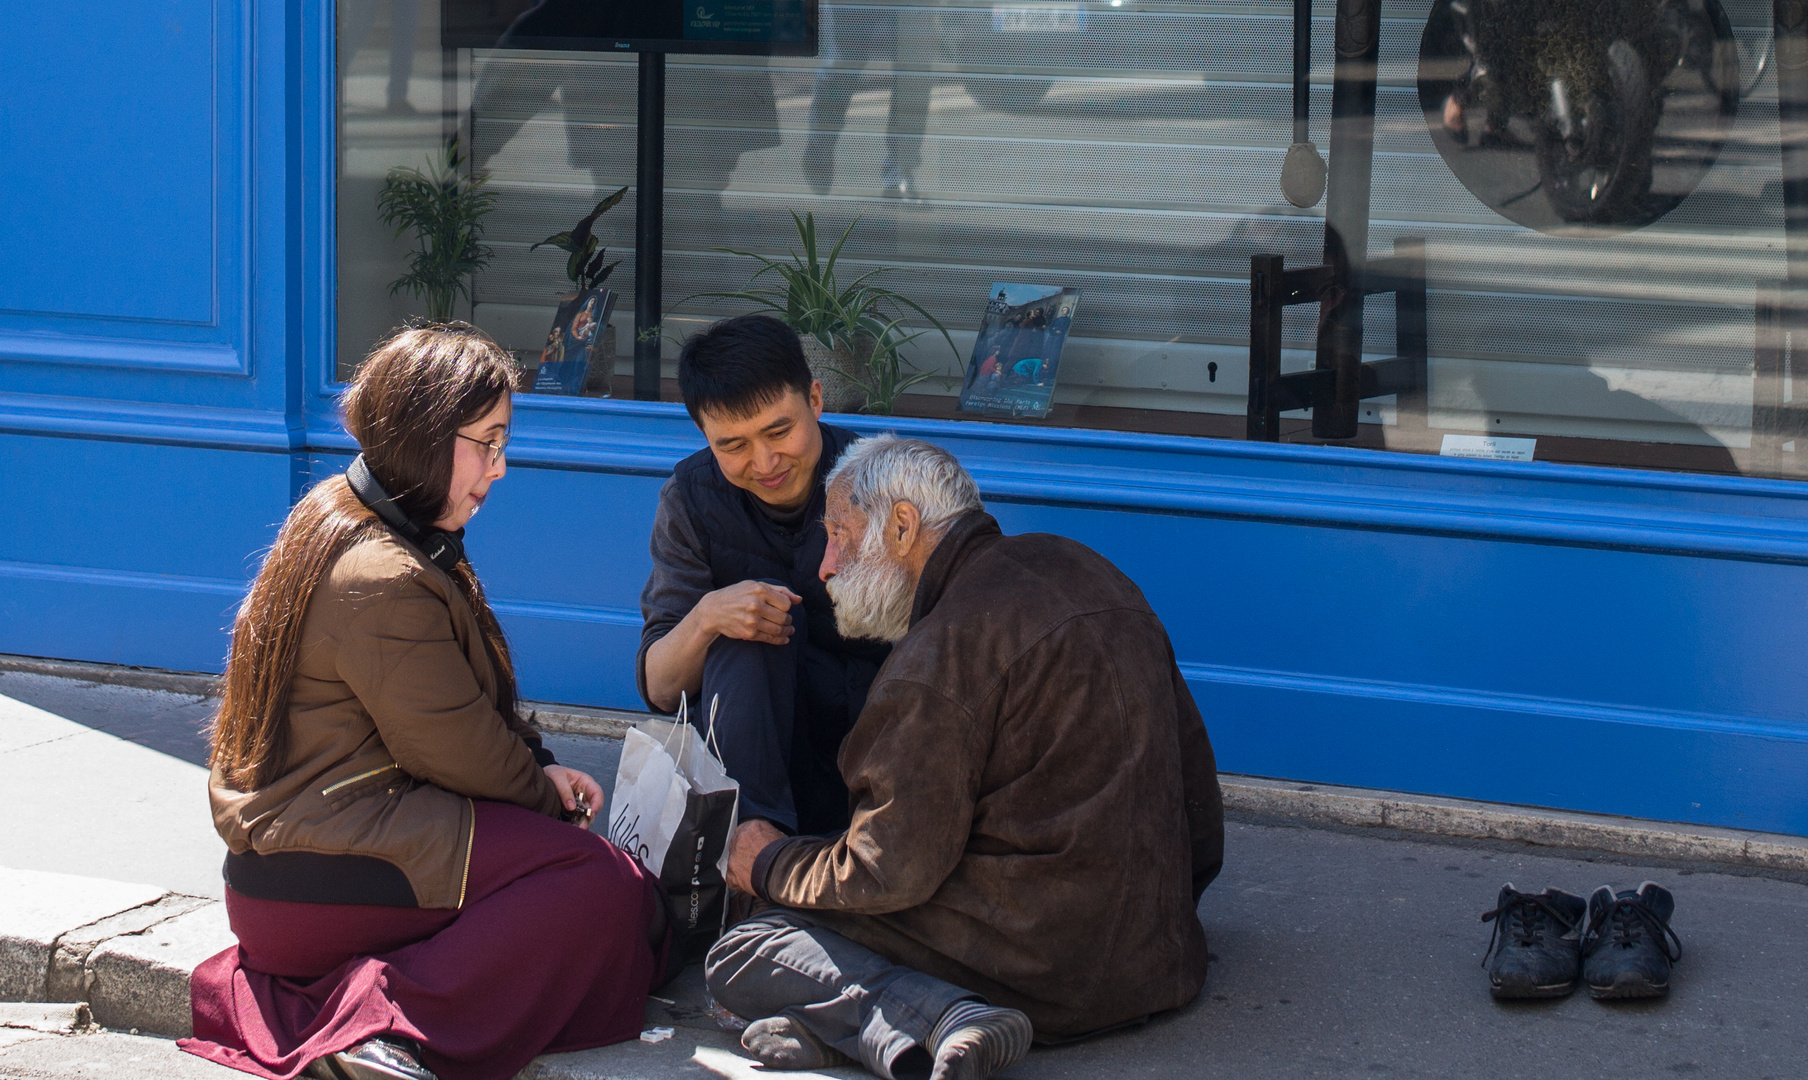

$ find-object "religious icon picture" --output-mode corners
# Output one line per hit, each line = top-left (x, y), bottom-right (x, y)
(533, 287), (617, 395)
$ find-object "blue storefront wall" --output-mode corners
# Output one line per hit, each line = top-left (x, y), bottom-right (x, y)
(3, 1), (1807, 836)
(0, 0), (328, 669)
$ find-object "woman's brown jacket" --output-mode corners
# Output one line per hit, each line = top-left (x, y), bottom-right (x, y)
(208, 527), (563, 909)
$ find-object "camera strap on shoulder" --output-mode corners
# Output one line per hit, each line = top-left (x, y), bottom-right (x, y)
(346, 454), (466, 573)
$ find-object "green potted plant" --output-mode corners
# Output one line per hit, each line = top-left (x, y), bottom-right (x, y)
(532, 186), (626, 295)
(528, 187), (628, 395)
(376, 136), (496, 322)
(697, 212), (956, 414)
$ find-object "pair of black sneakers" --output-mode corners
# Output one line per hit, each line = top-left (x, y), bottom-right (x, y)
(1480, 882), (1683, 1000)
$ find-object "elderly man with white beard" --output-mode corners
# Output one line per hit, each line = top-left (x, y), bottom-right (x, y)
(705, 435), (1225, 1080)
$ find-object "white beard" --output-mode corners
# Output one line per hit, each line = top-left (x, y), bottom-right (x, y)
(826, 524), (916, 643)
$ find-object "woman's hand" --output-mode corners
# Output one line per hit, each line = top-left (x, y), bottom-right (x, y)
(543, 765), (604, 827)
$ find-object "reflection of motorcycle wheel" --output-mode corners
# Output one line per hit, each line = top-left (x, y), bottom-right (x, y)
(1534, 43), (1656, 225)
(963, 77), (1053, 111)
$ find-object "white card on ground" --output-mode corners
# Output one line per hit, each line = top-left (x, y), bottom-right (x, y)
(1439, 434), (1536, 462)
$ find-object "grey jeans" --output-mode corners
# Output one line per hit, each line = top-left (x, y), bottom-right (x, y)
(704, 909), (980, 1080)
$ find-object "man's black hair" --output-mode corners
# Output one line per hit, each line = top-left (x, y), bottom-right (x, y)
(677, 314), (814, 425)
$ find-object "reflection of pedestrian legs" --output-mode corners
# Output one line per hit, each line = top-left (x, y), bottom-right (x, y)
(341, 0), (419, 112)
(805, 2), (865, 195)
(385, 0), (419, 111)
(883, 66), (930, 198)
(806, 66), (861, 195)
(706, 909), (978, 1080)
(807, 5), (931, 198)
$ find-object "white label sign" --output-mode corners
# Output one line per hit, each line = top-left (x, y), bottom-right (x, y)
(1439, 434), (1536, 462)
(993, 4), (1085, 32)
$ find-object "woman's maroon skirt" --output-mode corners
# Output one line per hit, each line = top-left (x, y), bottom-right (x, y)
(180, 801), (667, 1080)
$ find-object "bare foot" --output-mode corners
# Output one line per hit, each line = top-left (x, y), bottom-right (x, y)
(741, 1016), (853, 1071)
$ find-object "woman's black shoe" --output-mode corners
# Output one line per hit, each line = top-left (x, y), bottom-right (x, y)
(306, 1036), (439, 1080)
(1480, 884), (1587, 999)
(1582, 882), (1682, 999)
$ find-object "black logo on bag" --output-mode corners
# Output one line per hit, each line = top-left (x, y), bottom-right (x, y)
(687, 834), (706, 928)
(608, 809), (651, 864)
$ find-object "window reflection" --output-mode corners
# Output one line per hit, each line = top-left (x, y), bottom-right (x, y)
(1421, 0), (1740, 234)
(334, 1), (1803, 480)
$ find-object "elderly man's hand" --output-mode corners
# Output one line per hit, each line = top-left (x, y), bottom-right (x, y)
(726, 819), (789, 896)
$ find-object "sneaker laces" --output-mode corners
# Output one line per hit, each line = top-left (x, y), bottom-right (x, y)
(1591, 895), (1683, 963)
(1480, 892), (1581, 966)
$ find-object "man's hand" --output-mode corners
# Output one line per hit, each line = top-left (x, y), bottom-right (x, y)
(544, 765), (603, 827)
(644, 580), (804, 713)
(726, 819), (789, 895)
(699, 581), (801, 646)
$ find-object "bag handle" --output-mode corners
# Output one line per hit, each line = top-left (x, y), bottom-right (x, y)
(665, 690), (691, 756)
(704, 693), (724, 760)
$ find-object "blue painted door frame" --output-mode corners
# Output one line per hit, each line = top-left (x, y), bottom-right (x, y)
(2, 0), (1806, 835)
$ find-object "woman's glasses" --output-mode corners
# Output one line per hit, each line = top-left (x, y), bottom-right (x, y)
(457, 432), (509, 467)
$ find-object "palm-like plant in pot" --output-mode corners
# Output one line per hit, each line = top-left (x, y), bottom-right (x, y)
(697, 212), (957, 414)
(376, 137), (496, 322)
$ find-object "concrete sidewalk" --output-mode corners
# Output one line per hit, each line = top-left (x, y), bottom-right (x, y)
(0, 674), (221, 899)
(4, 670), (1808, 1079)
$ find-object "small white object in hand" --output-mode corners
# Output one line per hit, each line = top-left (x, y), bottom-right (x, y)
(639, 1026), (675, 1044)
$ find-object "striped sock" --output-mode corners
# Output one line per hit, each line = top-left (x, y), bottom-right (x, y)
(926, 1000), (1033, 1080)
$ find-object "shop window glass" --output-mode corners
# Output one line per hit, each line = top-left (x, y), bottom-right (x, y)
(336, 0), (1798, 479)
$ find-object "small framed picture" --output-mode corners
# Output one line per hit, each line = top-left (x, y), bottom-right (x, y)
(957, 283), (1080, 419)
(533, 287), (617, 395)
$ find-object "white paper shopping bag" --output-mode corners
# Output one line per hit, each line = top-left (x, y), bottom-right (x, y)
(606, 726), (691, 872)
(607, 693), (740, 959)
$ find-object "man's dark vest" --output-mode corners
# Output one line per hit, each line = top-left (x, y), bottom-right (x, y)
(670, 422), (891, 669)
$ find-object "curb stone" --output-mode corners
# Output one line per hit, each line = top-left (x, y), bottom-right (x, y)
(48, 895), (211, 1004)
(0, 868), (231, 1039)
(1220, 775), (1808, 874)
(86, 903), (233, 1039)
(0, 656), (219, 698)
(528, 703), (639, 740)
(0, 869), (167, 1003)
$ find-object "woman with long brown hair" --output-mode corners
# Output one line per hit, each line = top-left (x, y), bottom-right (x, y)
(180, 324), (668, 1080)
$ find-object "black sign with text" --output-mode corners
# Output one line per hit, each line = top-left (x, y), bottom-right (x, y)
(443, 0), (818, 56)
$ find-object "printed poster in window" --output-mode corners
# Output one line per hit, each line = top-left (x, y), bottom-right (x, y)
(956, 283), (1080, 419)
(533, 287), (616, 395)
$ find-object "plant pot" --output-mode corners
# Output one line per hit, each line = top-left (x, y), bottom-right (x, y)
(800, 335), (870, 413)
(581, 321), (617, 397)
(507, 350), (540, 392)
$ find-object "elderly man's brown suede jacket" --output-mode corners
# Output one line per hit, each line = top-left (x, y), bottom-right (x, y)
(752, 510), (1224, 1039)
(209, 525), (563, 909)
